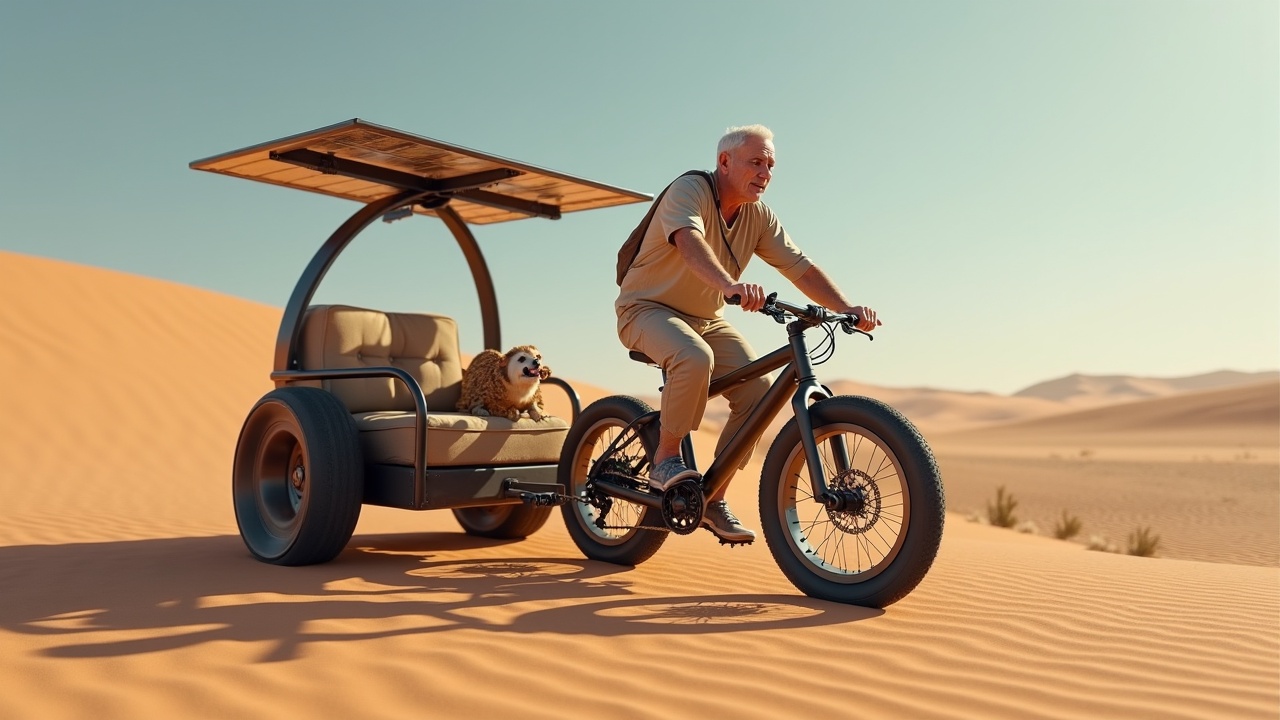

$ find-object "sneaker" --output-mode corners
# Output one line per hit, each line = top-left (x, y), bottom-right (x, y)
(649, 457), (700, 492)
(702, 501), (756, 544)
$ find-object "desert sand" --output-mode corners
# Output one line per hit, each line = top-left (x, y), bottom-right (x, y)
(1, 250), (1276, 719)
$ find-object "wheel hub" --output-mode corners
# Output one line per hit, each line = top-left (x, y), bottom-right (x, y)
(287, 446), (306, 511)
(823, 469), (881, 534)
(586, 456), (637, 529)
(593, 456), (645, 488)
(823, 487), (866, 513)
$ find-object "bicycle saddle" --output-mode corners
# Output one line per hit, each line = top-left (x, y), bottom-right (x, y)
(628, 350), (659, 366)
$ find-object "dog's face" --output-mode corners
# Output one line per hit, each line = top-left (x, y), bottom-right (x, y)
(502, 345), (545, 386)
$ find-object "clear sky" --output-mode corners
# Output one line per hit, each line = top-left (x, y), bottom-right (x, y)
(2, 1), (1276, 397)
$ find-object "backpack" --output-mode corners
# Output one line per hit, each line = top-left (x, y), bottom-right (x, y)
(615, 170), (715, 286)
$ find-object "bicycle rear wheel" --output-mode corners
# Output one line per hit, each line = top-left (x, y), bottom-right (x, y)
(558, 396), (668, 565)
(760, 396), (944, 608)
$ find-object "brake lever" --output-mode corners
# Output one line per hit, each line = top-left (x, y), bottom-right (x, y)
(760, 292), (786, 323)
(726, 292), (787, 323)
(840, 317), (875, 340)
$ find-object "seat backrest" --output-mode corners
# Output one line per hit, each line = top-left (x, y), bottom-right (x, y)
(298, 304), (463, 413)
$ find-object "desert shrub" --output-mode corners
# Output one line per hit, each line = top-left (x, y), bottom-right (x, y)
(1015, 520), (1039, 535)
(1053, 511), (1083, 540)
(1126, 527), (1161, 557)
(986, 486), (1019, 528)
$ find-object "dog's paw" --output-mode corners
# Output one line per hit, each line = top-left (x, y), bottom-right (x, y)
(538, 366), (552, 380)
(528, 408), (544, 422)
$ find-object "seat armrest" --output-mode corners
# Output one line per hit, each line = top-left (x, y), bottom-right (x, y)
(272, 366), (431, 414)
(540, 377), (581, 421)
(272, 366), (431, 506)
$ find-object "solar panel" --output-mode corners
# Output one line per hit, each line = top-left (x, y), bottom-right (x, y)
(190, 119), (651, 224)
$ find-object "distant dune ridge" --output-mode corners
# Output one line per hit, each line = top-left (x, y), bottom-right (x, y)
(694, 370), (1279, 441)
(0, 250), (1276, 719)
(1012, 370), (1280, 403)
(955, 380), (1278, 437)
(931, 379), (1279, 464)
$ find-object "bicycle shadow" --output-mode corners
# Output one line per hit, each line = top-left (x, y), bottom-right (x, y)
(0, 533), (880, 662)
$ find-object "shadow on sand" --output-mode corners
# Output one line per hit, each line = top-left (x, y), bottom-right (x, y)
(0, 533), (880, 661)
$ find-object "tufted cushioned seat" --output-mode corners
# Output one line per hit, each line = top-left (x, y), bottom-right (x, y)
(297, 305), (568, 467)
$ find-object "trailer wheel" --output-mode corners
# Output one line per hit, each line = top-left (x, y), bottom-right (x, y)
(232, 387), (364, 565)
(452, 504), (552, 539)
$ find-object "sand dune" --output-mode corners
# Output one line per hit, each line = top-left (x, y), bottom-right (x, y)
(932, 380), (1279, 462)
(929, 380), (1279, 567)
(693, 373), (1276, 439)
(824, 380), (1071, 433)
(680, 381), (1070, 442)
(1007, 380), (1279, 433)
(0, 251), (1276, 719)
(0, 251), (281, 544)
(1014, 370), (1279, 403)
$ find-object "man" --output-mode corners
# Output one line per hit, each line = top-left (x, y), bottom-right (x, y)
(614, 124), (880, 544)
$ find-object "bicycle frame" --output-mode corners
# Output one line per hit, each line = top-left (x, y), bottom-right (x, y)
(593, 308), (852, 510)
(701, 316), (840, 499)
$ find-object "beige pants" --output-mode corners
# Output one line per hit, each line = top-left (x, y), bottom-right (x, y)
(618, 303), (772, 468)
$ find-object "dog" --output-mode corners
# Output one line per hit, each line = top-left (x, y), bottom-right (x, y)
(456, 345), (552, 421)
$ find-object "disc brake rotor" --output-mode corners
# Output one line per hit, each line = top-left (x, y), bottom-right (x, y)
(827, 468), (881, 534)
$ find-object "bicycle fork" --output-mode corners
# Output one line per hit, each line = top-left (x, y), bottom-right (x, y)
(784, 317), (852, 508)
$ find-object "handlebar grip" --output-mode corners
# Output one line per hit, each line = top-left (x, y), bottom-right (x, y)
(727, 291), (781, 316)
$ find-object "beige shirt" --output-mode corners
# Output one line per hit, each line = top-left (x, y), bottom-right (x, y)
(615, 172), (814, 322)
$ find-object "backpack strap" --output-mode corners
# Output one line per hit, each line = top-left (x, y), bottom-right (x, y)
(615, 170), (715, 286)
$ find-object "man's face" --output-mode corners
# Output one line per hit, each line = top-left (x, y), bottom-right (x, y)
(719, 134), (775, 204)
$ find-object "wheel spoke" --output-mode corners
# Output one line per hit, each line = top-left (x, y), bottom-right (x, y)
(571, 412), (652, 542)
(794, 472), (817, 503)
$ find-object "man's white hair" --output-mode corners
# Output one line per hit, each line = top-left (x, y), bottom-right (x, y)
(717, 124), (774, 157)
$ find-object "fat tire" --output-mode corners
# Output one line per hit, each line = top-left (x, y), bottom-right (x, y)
(452, 504), (552, 539)
(760, 396), (944, 608)
(232, 386), (364, 566)
(559, 395), (667, 566)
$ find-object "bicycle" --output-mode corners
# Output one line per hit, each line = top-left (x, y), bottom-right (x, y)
(557, 293), (945, 608)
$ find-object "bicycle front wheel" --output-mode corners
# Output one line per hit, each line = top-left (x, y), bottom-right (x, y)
(760, 396), (944, 608)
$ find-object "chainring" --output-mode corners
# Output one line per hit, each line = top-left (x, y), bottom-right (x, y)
(660, 479), (704, 535)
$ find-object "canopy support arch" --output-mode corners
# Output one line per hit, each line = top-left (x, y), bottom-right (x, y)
(190, 118), (650, 380)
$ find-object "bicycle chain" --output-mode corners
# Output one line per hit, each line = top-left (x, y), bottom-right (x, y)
(551, 489), (667, 532)
(566, 472), (710, 533)
(598, 524), (672, 532)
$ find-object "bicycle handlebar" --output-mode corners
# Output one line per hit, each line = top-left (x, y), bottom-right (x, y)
(726, 292), (864, 335)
